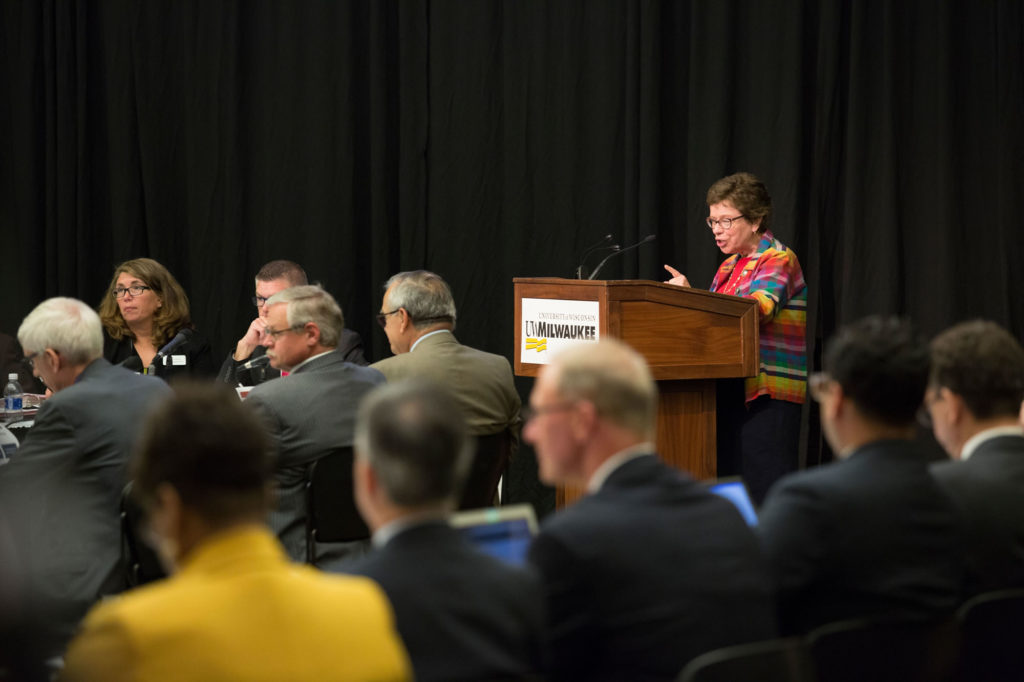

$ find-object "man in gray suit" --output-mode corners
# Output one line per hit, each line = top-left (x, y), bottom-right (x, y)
(372, 271), (520, 507)
(245, 285), (385, 565)
(0, 297), (171, 665)
(926, 320), (1024, 594)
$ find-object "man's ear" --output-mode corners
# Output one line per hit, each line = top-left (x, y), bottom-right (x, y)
(302, 322), (321, 348)
(570, 400), (598, 442)
(397, 308), (412, 334)
(942, 388), (966, 426)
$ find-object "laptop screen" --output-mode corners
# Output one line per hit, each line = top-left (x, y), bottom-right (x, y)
(450, 504), (538, 566)
(707, 478), (759, 527)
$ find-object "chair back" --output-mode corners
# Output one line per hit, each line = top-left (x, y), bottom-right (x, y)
(955, 588), (1024, 681)
(807, 614), (959, 682)
(457, 430), (512, 510)
(305, 447), (370, 564)
(677, 636), (814, 682)
(119, 482), (167, 586)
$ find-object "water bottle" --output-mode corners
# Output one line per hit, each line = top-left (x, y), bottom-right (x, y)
(3, 373), (23, 422)
(0, 423), (17, 465)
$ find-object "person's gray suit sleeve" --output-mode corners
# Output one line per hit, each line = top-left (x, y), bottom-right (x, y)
(245, 393), (284, 457)
(0, 401), (77, 524)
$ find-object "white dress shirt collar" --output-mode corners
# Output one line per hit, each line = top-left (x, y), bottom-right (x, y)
(586, 442), (656, 493)
(960, 425), (1024, 461)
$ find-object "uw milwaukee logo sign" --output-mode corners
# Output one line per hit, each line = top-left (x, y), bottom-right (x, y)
(520, 298), (600, 365)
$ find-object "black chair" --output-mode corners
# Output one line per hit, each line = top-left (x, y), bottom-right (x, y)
(955, 588), (1024, 682)
(304, 447), (370, 565)
(807, 614), (959, 682)
(677, 637), (814, 682)
(119, 482), (167, 587)
(458, 430), (513, 510)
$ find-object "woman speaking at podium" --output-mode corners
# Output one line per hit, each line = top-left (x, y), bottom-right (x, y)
(664, 172), (806, 504)
(98, 258), (216, 379)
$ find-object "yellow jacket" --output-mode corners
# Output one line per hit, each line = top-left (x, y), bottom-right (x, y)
(60, 525), (411, 682)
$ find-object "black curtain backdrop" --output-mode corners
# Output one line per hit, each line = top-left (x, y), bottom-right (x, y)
(3, 1), (1022, 514)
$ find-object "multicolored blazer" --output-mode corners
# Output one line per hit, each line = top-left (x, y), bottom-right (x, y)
(710, 230), (807, 405)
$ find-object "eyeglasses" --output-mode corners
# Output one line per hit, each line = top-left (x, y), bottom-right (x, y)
(252, 295), (271, 307)
(376, 309), (400, 328)
(808, 373), (834, 402)
(916, 389), (944, 429)
(264, 324), (306, 339)
(706, 215), (745, 232)
(521, 402), (578, 422)
(113, 285), (152, 299)
(23, 351), (39, 370)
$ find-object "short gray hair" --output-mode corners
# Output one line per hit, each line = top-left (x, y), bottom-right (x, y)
(551, 338), (658, 439)
(385, 270), (457, 330)
(266, 285), (343, 348)
(355, 380), (471, 508)
(18, 297), (104, 365)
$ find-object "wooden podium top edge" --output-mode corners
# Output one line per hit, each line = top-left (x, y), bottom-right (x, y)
(512, 277), (750, 304)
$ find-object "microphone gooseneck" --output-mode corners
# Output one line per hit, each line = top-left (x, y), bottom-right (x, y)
(575, 234), (616, 279)
(588, 234), (657, 280)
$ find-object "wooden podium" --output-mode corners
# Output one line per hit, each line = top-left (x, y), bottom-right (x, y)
(513, 278), (759, 506)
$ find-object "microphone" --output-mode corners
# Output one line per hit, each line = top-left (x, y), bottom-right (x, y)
(588, 234), (658, 280)
(151, 328), (194, 370)
(575, 234), (617, 279)
(240, 355), (271, 371)
(120, 356), (144, 373)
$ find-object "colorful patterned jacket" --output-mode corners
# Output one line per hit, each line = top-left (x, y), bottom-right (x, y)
(710, 230), (807, 405)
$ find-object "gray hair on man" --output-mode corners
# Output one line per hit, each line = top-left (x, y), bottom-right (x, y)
(384, 270), (457, 330)
(551, 338), (658, 439)
(355, 379), (472, 509)
(266, 285), (344, 348)
(17, 297), (104, 365)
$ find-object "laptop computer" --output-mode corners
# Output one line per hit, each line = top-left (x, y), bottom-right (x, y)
(705, 477), (759, 526)
(449, 504), (538, 566)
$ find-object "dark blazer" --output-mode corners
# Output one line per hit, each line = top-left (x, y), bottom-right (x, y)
(0, 359), (171, 657)
(758, 439), (965, 634)
(103, 331), (217, 379)
(341, 521), (544, 682)
(931, 433), (1024, 594)
(244, 351), (384, 565)
(528, 454), (777, 682)
(217, 328), (368, 386)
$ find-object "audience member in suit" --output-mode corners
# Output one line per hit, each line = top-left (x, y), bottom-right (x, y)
(218, 260), (368, 386)
(525, 339), (776, 682)
(758, 316), (965, 634)
(0, 331), (44, 394)
(340, 379), (544, 682)
(0, 298), (172, 668)
(244, 285), (384, 566)
(372, 270), (520, 506)
(98, 258), (217, 378)
(59, 383), (411, 682)
(925, 320), (1024, 595)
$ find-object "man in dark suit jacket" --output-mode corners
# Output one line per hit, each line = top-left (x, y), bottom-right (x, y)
(340, 380), (543, 682)
(925, 320), (1024, 594)
(0, 297), (171, 664)
(758, 316), (965, 634)
(218, 260), (367, 386)
(372, 270), (520, 506)
(524, 339), (776, 682)
(244, 285), (384, 566)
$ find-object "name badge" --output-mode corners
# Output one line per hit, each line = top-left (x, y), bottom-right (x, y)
(163, 355), (188, 366)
